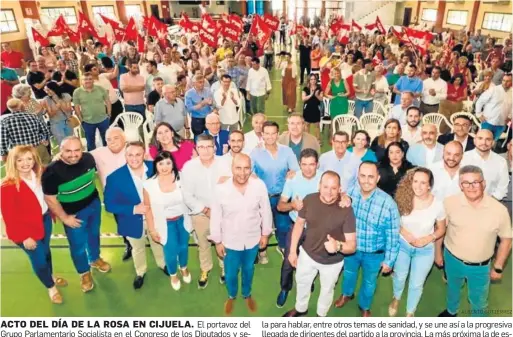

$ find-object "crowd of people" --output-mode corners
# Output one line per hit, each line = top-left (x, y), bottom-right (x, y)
(0, 12), (512, 318)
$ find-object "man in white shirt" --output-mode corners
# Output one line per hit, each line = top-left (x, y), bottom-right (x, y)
(243, 113), (266, 153)
(401, 106), (422, 146)
(420, 66), (447, 114)
(181, 134), (226, 289)
(219, 130), (245, 176)
(246, 57), (272, 114)
(461, 129), (510, 200)
(429, 141), (464, 200)
(158, 53), (181, 85)
(209, 153), (272, 315)
(475, 73), (512, 140)
(388, 92), (414, 125)
(406, 124), (444, 167)
(214, 74), (241, 131)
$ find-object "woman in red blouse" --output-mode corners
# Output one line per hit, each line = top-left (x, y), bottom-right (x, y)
(148, 122), (196, 171)
(450, 56), (472, 85)
(0, 146), (67, 304)
(439, 73), (468, 133)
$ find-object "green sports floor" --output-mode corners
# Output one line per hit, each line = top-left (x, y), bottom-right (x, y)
(1, 67), (511, 318)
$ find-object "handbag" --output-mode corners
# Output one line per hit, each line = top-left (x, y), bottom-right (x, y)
(67, 114), (81, 128)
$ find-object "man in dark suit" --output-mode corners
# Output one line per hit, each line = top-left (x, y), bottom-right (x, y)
(204, 113), (229, 156)
(104, 141), (168, 289)
(437, 115), (475, 152)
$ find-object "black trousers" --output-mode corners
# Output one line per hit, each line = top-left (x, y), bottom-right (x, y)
(191, 117), (207, 136)
(280, 31), (286, 46)
(280, 224), (306, 292)
(299, 64), (311, 85)
(109, 100), (125, 126)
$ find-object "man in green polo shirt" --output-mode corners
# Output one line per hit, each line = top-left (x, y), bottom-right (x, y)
(73, 72), (111, 151)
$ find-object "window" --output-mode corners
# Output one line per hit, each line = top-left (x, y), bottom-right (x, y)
(178, 1), (201, 4)
(421, 8), (437, 22)
(92, 5), (115, 22)
(482, 12), (512, 32)
(41, 7), (77, 25)
(125, 4), (143, 21)
(446, 10), (468, 26)
(0, 9), (18, 33)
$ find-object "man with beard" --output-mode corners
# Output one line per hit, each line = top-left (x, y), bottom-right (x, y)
(120, 62), (145, 118)
(461, 129), (509, 200)
(430, 141), (465, 200)
(401, 107), (422, 146)
(420, 66), (447, 114)
(393, 65), (423, 106)
(219, 130), (245, 176)
(437, 115), (475, 152)
(407, 124), (444, 167)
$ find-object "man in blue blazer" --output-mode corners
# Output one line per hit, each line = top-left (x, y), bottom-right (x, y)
(104, 141), (168, 289)
(437, 115), (475, 152)
(407, 124), (444, 167)
(203, 113), (229, 156)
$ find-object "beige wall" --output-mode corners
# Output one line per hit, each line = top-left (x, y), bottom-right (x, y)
(1, 1), (27, 43)
(475, 2), (512, 39)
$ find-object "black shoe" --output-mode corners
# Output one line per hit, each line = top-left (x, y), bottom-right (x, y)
(122, 247), (132, 261)
(220, 272), (225, 284)
(133, 275), (145, 289)
(283, 309), (308, 317)
(198, 271), (209, 289)
(276, 290), (288, 308)
(162, 266), (170, 276)
(438, 309), (457, 317)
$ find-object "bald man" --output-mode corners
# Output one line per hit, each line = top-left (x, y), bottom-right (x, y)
(430, 141), (465, 200)
(209, 154), (273, 315)
(243, 113), (267, 153)
(406, 124), (444, 167)
(461, 129), (510, 200)
(154, 84), (189, 138)
(42, 137), (111, 294)
(204, 113), (230, 156)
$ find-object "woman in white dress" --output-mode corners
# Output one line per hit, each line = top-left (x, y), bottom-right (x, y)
(144, 151), (192, 291)
(389, 168), (447, 317)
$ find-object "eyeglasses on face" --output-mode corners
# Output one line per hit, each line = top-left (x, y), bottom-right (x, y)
(461, 180), (483, 188)
(197, 145), (214, 151)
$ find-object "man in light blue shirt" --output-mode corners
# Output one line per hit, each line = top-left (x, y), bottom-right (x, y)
(319, 131), (361, 191)
(275, 148), (321, 308)
(185, 74), (216, 137)
(251, 121), (299, 262)
(393, 65), (423, 106)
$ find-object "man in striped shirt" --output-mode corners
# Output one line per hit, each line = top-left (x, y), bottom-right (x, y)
(334, 161), (400, 317)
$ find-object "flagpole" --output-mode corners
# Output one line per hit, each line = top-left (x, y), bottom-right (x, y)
(402, 27), (419, 62)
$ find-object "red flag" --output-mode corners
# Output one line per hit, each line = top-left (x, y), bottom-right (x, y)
(77, 11), (98, 38)
(364, 22), (377, 31)
(221, 22), (240, 42)
(99, 14), (121, 29)
(199, 25), (218, 48)
(201, 13), (215, 28)
(31, 27), (50, 47)
(229, 14), (243, 33)
(262, 13), (279, 31)
(249, 15), (272, 49)
(376, 16), (386, 35)
(137, 34), (145, 53)
(290, 22), (296, 35)
(337, 26), (350, 45)
(142, 16), (150, 30)
(97, 34), (110, 47)
(351, 19), (362, 31)
(124, 17), (138, 41)
(330, 20), (342, 34)
(65, 26), (81, 44)
(148, 16), (167, 40)
(179, 13), (193, 31)
(112, 26), (126, 41)
(405, 28), (430, 56)
(47, 15), (67, 37)
(372, 50), (383, 66)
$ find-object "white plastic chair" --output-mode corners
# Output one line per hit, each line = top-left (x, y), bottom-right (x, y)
(320, 97), (331, 133)
(143, 120), (154, 147)
(348, 100), (356, 115)
(237, 90), (246, 130)
(112, 112), (144, 142)
(462, 99), (473, 112)
(145, 110), (154, 126)
(73, 125), (87, 150)
(360, 113), (385, 142)
(371, 101), (388, 118)
(450, 112), (481, 129)
(332, 115), (361, 137)
(422, 113), (452, 134)
(19, 76), (27, 84)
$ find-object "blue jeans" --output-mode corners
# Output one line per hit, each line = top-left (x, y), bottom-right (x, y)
(63, 198), (102, 274)
(82, 118), (109, 151)
(224, 244), (259, 298)
(444, 248), (490, 317)
(270, 196), (292, 250)
(163, 217), (189, 275)
(17, 213), (55, 288)
(124, 104), (146, 118)
(50, 119), (73, 145)
(392, 237), (434, 314)
(342, 250), (385, 310)
(481, 122), (504, 141)
(355, 100), (373, 118)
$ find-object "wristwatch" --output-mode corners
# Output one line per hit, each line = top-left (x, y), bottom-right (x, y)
(494, 267), (503, 274)
(336, 240), (343, 253)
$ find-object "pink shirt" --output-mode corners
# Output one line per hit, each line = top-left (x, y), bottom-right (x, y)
(90, 147), (127, 187)
(149, 140), (195, 171)
(120, 73), (145, 105)
(209, 177), (273, 251)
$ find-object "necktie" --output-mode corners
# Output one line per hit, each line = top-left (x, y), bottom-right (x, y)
(215, 135), (219, 152)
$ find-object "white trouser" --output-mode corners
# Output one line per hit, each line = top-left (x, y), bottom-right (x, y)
(126, 222), (166, 276)
(295, 247), (344, 317)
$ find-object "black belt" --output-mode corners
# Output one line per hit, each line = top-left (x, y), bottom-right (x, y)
(364, 250), (384, 254)
(269, 193), (281, 198)
(422, 102), (439, 106)
(447, 248), (491, 267)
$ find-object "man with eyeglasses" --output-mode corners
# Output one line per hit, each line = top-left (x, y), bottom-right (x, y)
(250, 121), (299, 263)
(185, 74), (216, 137)
(439, 165), (512, 317)
(181, 134), (226, 289)
(437, 115), (475, 152)
(461, 129), (509, 200)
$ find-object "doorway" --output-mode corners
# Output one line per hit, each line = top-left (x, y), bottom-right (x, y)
(403, 7), (412, 27)
(150, 4), (160, 19)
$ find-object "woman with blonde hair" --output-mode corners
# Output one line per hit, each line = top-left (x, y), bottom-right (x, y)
(0, 146), (67, 304)
(389, 167), (446, 317)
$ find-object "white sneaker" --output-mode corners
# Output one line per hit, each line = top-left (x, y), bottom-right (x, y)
(180, 268), (191, 284)
(170, 276), (181, 291)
